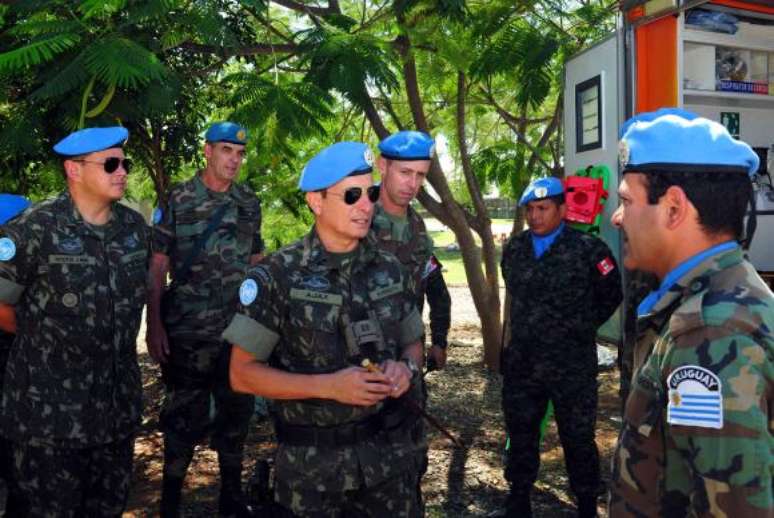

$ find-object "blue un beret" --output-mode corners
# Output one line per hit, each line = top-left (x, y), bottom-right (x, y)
(620, 108), (759, 178)
(0, 194), (31, 224)
(378, 131), (435, 161)
(205, 122), (248, 145)
(519, 177), (564, 206)
(53, 127), (128, 156)
(298, 142), (374, 192)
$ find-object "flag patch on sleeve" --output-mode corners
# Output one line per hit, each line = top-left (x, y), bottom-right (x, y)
(596, 257), (615, 276)
(421, 256), (440, 280)
(667, 365), (723, 429)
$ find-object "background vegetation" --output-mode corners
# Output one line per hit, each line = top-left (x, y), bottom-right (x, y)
(0, 0), (617, 366)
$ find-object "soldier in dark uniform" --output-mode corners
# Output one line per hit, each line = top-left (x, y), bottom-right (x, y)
(371, 131), (451, 509)
(224, 142), (425, 517)
(0, 193), (31, 516)
(146, 122), (263, 517)
(500, 177), (622, 518)
(0, 127), (150, 517)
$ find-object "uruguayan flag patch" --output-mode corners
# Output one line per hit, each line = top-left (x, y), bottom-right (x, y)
(667, 365), (723, 429)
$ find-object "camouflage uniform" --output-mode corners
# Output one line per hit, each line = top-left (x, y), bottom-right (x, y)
(152, 172), (262, 480)
(500, 226), (622, 500)
(222, 229), (424, 517)
(0, 191), (149, 517)
(609, 247), (773, 517)
(371, 203), (451, 498)
(620, 269), (658, 414)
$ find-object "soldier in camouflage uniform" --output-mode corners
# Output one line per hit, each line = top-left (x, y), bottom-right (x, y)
(0, 127), (149, 517)
(147, 122), (263, 517)
(608, 109), (772, 516)
(371, 131), (451, 511)
(0, 194), (31, 516)
(500, 177), (622, 518)
(224, 142), (425, 517)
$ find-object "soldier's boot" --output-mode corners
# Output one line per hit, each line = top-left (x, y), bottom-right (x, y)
(576, 493), (598, 518)
(159, 475), (184, 518)
(504, 490), (532, 518)
(218, 467), (258, 517)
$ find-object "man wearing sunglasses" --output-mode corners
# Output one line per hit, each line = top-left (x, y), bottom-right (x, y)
(147, 122), (263, 517)
(0, 127), (150, 516)
(224, 142), (424, 517)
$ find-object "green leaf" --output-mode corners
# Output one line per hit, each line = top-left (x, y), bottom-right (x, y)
(0, 33), (81, 72)
(79, 0), (127, 20)
(82, 36), (168, 89)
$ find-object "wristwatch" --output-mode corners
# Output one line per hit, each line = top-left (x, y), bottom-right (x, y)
(401, 357), (420, 381)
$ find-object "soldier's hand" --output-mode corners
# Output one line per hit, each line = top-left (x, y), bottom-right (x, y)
(327, 366), (392, 406)
(381, 359), (412, 398)
(428, 345), (447, 370)
(146, 319), (170, 364)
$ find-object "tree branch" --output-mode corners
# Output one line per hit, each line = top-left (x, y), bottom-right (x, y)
(270, 0), (340, 17)
(177, 42), (297, 57)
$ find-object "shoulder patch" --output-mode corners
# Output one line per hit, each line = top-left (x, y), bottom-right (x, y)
(0, 237), (16, 261)
(152, 207), (163, 225)
(421, 256), (440, 280)
(596, 257), (615, 276)
(239, 278), (259, 306)
(667, 365), (723, 429)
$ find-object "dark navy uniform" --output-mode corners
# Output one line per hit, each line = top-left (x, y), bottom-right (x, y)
(501, 219), (622, 513)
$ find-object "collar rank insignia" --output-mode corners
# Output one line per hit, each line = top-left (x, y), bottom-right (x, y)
(667, 365), (722, 429)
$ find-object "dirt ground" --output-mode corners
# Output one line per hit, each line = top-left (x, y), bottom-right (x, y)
(123, 322), (622, 518)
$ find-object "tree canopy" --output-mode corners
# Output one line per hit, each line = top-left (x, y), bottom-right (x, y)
(0, 0), (616, 367)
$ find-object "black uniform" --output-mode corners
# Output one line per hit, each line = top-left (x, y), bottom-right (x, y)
(500, 226), (622, 501)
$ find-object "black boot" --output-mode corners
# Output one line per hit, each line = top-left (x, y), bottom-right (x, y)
(219, 467), (258, 517)
(577, 493), (598, 518)
(505, 490), (532, 518)
(160, 475), (184, 518)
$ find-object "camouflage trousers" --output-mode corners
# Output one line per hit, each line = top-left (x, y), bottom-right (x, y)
(159, 337), (254, 478)
(274, 467), (420, 518)
(10, 435), (134, 518)
(502, 366), (600, 497)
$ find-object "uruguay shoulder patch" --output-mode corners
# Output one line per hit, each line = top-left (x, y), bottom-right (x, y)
(239, 278), (259, 306)
(667, 365), (723, 429)
(0, 238), (16, 261)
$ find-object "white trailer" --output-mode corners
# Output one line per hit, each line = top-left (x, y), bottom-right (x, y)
(564, 0), (774, 342)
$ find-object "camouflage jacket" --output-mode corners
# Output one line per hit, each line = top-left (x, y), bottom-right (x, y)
(609, 247), (774, 517)
(222, 228), (423, 492)
(0, 192), (149, 447)
(153, 173), (263, 340)
(371, 203), (450, 347)
(501, 226), (622, 377)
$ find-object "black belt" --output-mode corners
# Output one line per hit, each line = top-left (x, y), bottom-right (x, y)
(275, 414), (384, 447)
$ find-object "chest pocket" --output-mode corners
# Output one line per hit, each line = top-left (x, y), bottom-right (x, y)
(285, 290), (343, 372)
(369, 282), (405, 350)
(41, 254), (98, 317)
(118, 249), (148, 307)
(613, 366), (667, 503)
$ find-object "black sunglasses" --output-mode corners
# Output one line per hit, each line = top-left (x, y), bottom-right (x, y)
(326, 185), (380, 205)
(74, 157), (132, 174)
